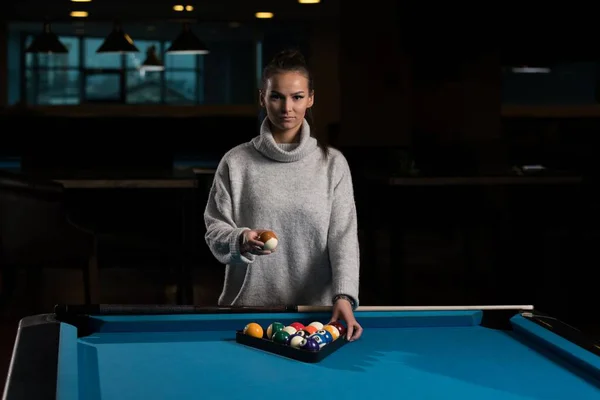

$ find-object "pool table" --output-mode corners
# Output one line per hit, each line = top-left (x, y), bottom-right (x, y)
(3, 304), (600, 399)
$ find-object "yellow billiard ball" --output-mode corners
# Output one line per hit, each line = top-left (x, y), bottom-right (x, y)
(323, 324), (340, 341)
(243, 322), (263, 338)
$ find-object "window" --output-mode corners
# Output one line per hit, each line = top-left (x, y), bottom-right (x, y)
(502, 62), (599, 105)
(126, 40), (163, 104)
(163, 41), (200, 104)
(85, 73), (121, 101)
(24, 35), (81, 104)
(84, 38), (121, 69)
(15, 22), (262, 106)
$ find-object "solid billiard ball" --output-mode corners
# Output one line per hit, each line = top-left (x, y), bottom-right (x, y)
(289, 334), (306, 348)
(267, 322), (285, 339)
(272, 330), (291, 345)
(259, 231), (278, 251)
(290, 322), (304, 331)
(302, 326), (318, 336)
(300, 337), (320, 352)
(243, 322), (263, 338)
(329, 321), (346, 337)
(315, 329), (333, 343)
(322, 325), (340, 340)
(308, 321), (324, 330)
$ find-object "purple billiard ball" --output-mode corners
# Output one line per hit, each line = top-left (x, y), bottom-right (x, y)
(300, 337), (320, 352)
(289, 334), (307, 349)
(293, 330), (308, 338)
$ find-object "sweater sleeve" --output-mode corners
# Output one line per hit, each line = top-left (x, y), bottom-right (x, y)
(204, 159), (256, 265)
(327, 156), (360, 308)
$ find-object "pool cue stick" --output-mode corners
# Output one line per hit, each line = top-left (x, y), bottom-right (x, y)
(54, 304), (535, 316)
(297, 305), (535, 312)
(54, 304), (303, 316)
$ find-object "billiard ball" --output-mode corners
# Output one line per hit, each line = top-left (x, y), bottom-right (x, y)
(308, 321), (324, 330)
(290, 322), (304, 331)
(272, 330), (291, 344)
(289, 334), (306, 348)
(300, 337), (320, 352)
(282, 326), (297, 335)
(322, 324), (340, 341)
(309, 333), (329, 348)
(259, 231), (278, 251)
(293, 330), (308, 338)
(329, 321), (346, 337)
(243, 322), (263, 338)
(303, 326), (318, 335)
(315, 329), (333, 344)
(267, 322), (284, 339)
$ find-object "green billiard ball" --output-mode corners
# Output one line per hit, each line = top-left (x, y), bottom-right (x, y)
(267, 322), (284, 339)
(272, 330), (290, 345)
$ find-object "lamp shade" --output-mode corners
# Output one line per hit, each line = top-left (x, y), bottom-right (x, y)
(97, 23), (139, 53)
(166, 24), (209, 54)
(141, 45), (165, 71)
(25, 22), (68, 53)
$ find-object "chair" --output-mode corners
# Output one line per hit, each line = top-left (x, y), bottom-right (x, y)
(0, 170), (97, 314)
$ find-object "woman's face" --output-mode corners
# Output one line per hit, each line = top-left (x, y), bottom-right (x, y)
(260, 71), (314, 134)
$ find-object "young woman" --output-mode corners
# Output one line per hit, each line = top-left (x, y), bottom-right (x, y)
(204, 49), (362, 341)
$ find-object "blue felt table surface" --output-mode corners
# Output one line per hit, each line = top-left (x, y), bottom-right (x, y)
(55, 311), (600, 400)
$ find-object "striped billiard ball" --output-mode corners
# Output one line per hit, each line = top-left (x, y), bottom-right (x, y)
(267, 322), (284, 339)
(289, 334), (306, 348)
(314, 329), (333, 344)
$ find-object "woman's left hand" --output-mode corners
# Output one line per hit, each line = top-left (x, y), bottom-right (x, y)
(329, 298), (363, 341)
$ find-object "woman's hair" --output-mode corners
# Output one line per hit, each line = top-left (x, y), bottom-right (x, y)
(260, 49), (329, 158)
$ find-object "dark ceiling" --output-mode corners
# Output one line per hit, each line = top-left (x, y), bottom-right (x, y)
(0, 0), (340, 22)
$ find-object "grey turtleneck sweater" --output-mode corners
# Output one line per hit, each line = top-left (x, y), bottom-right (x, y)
(204, 118), (360, 308)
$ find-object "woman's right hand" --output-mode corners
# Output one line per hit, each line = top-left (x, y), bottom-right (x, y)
(240, 229), (275, 256)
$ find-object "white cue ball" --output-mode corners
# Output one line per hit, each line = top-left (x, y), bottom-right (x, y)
(263, 237), (278, 251)
(308, 321), (323, 330)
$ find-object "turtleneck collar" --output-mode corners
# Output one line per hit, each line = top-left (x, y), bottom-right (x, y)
(252, 118), (318, 162)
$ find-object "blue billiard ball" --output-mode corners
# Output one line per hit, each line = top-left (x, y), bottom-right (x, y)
(315, 329), (333, 343)
(300, 337), (320, 352)
(309, 333), (328, 348)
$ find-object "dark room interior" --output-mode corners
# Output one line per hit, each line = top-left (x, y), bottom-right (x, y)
(1, 1), (600, 398)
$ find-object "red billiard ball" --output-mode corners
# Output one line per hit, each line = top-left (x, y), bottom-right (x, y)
(329, 321), (346, 337)
(290, 322), (304, 331)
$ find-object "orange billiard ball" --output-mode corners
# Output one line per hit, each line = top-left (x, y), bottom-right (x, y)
(243, 322), (263, 338)
(259, 231), (278, 251)
(303, 325), (318, 335)
(323, 324), (340, 341)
